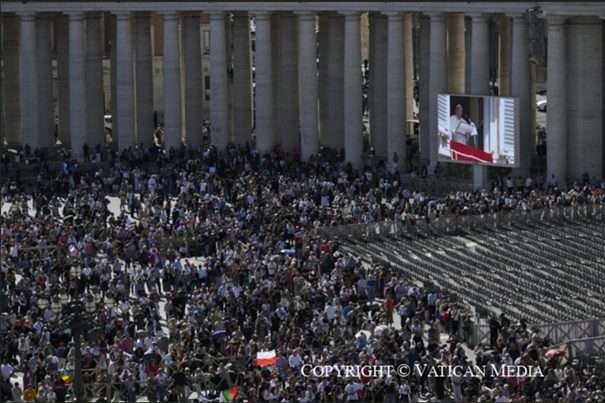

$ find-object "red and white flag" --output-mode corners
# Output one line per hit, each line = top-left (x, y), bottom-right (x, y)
(256, 350), (277, 367)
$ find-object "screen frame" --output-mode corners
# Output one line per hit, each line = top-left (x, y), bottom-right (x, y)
(437, 93), (521, 168)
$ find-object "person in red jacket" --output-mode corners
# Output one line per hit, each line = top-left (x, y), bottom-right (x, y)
(385, 296), (394, 324)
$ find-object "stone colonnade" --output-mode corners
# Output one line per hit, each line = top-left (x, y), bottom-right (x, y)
(1, 5), (604, 182)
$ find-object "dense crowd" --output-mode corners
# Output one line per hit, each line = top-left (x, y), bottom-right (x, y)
(1, 144), (604, 402)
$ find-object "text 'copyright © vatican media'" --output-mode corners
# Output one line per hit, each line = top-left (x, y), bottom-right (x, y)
(300, 364), (545, 379)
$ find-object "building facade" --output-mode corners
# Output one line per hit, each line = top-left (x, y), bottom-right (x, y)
(1, 2), (604, 184)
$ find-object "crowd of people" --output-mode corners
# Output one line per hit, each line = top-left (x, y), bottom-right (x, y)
(1, 143), (604, 402)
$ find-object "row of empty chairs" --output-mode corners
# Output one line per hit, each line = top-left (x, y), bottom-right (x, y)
(340, 216), (605, 325)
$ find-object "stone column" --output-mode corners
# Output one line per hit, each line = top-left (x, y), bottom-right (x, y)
(465, 16), (473, 93)
(297, 11), (319, 160)
(232, 11), (252, 146)
(342, 12), (363, 167)
(327, 13), (345, 151)
(318, 13), (330, 145)
(428, 13), (448, 172)
(510, 13), (532, 177)
(253, 12), (274, 153)
(469, 13), (490, 188)
(67, 12), (87, 157)
(271, 15), (281, 145)
(67, 12), (90, 157)
(368, 12), (376, 152)
(385, 12), (406, 167)
(278, 13), (299, 153)
(225, 15), (234, 141)
(56, 15), (71, 146)
(546, 16), (567, 186)
(469, 14), (490, 95)
(115, 12), (136, 150)
(182, 12), (203, 148)
(567, 17), (603, 180)
(86, 12), (106, 149)
(530, 59), (537, 158)
(2, 15), (21, 146)
(19, 12), (39, 149)
(419, 14), (430, 163)
(447, 13), (465, 93)
(162, 12), (182, 150)
(110, 14), (117, 147)
(498, 15), (511, 96)
(208, 12), (229, 150)
(135, 12), (154, 146)
(36, 14), (54, 148)
(404, 13), (414, 123)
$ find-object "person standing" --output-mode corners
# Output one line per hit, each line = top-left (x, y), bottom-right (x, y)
(449, 305), (461, 336)
(450, 104), (477, 146)
(12, 382), (23, 402)
(489, 314), (501, 348)
(171, 365), (187, 403)
(83, 143), (90, 162)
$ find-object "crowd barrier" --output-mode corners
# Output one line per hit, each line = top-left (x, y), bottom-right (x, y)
(313, 204), (605, 241)
(554, 336), (605, 363)
(402, 176), (476, 197)
(470, 319), (605, 353)
(31, 355), (252, 403)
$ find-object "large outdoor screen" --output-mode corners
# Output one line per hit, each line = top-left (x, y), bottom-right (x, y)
(437, 94), (519, 167)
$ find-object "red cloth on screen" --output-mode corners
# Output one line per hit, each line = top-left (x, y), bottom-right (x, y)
(450, 140), (493, 164)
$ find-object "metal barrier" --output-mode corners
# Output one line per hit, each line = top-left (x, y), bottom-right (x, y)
(472, 319), (605, 353)
(314, 204), (605, 241)
(554, 336), (605, 362)
(402, 176), (476, 197)
(73, 356), (252, 402)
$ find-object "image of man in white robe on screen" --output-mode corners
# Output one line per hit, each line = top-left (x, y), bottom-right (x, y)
(450, 104), (478, 146)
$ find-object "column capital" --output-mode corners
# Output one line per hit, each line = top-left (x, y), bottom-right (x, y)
(253, 11), (272, 21)
(425, 12), (446, 21)
(507, 12), (528, 21)
(207, 11), (226, 22)
(16, 11), (37, 21)
(85, 11), (103, 19)
(232, 11), (249, 19)
(65, 11), (85, 21)
(133, 11), (151, 20)
(339, 11), (361, 19)
(182, 11), (200, 19)
(36, 13), (52, 21)
(279, 12), (297, 19)
(113, 11), (132, 20)
(383, 11), (404, 20)
(293, 11), (316, 19)
(159, 11), (179, 20)
(545, 15), (568, 28)
(466, 13), (489, 22)
(566, 16), (602, 25)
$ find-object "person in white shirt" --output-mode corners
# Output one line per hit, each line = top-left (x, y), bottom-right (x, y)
(288, 350), (303, 370)
(324, 303), (336, 322)
(344, 381), (363, 402)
